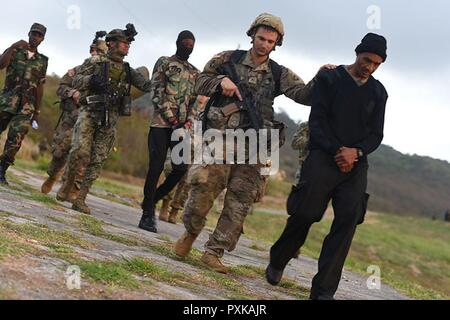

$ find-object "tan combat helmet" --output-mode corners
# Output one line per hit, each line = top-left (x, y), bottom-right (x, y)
(90, 31), (108, 54)
(247, 13), (285, 46)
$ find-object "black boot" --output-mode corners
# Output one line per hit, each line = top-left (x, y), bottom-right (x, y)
(265, 264), (284, 286)
(0, 159), (11, 185)
(139, 209), (158, 233)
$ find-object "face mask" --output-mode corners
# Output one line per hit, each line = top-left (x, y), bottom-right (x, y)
(176, 43), (193, 61)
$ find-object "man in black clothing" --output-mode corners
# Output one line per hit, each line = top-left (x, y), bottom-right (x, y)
(266, 33), (389, 300)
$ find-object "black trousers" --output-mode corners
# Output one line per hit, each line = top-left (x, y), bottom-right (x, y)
(142, 128), (188, 212)
(270, 149), (369, 298)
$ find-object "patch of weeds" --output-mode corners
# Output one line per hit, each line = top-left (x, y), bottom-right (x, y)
(249, 243), (267, 252)
(78, 215), (139, 246)
(0, 220), (92, 250)
(0, 211), (12, 218)
(157, 235), (172, 243)
(0, 231), (39, 259)
(123, 257), (186, 285)
(46, 215), (69, 225)
(75, 259), (140, 289)
(229, 265), (265, 278)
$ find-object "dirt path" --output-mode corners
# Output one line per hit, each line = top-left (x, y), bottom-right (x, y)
(0, 168), (410, 300)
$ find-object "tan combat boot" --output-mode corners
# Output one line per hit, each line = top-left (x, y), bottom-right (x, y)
(201, 252), (229, 274)
(159, 199), (170, 222)
(41, 175), (59, 194)
(72, 187), (91, 215)
(56, 171), (76, 202)
(168, 209), (179, 224)
(174, 232), (198, 258)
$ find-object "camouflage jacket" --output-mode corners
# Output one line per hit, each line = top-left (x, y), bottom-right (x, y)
(0, 47), (48, 115)
(195, 50), (314, 132)
(150, 56), (199, 128)
(56, 66), (81, 117)
(73, 54), (152, 109)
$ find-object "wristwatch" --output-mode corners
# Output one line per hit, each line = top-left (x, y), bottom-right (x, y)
(357, 148), (364, 159)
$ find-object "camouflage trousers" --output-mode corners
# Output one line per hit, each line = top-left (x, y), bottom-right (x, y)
(66, 109), (117, 191)
(183, 164), (264, 257)
(47, 110), (85, 188)
(0, 111), (31, 164)
(162, 158), (191, 212)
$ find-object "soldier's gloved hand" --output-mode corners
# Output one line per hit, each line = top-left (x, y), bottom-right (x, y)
(89, 74), (107, 92)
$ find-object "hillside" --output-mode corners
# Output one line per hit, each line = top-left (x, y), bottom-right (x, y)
(1, 72), (449, 219)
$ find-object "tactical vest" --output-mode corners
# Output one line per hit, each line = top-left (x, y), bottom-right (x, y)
(107, 62), (132, 105)
(204, 50), (283, 131)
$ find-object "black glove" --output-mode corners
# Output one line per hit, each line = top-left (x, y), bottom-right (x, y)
(89, 74), (107, 92)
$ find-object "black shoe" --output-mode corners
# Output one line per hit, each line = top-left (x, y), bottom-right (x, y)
(309, 294), (336, 301)
(265, 264), (284, 286)
(139, 211), (158, 233)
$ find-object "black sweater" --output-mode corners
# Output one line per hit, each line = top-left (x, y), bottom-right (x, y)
(309, 66), (388, 159)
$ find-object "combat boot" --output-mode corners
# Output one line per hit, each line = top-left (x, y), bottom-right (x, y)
(159, 199), (170, 222)
(168, 209), (179, 224)
(139, 210), (157, 233)
(0, 159), (11, 185)
(174, 231), (198, 258)
(41, 175), (59, 194)
(56, 171), (76, 202)
(72, 187), (91, 215)
(201, 252), (229, 274)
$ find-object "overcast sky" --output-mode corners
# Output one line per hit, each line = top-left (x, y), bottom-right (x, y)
(1, 0), (449, 162)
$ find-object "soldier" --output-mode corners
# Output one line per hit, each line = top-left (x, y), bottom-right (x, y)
(138, 31), (200, 233)
(174, 13), (333, 274)
(41, 32), (108, 197)
(267, 33), (389, 300)
(0, 23), (48, 185)
(60, 24), (152, 214)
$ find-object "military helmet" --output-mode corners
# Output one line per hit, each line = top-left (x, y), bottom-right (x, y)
(106, 24), (138, 44)
(90, 31), (108, 54)
(247, 13), (285, 46)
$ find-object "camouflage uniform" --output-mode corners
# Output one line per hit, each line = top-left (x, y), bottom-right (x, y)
(291, 121), (310, 185)
(64, 53), (151, 213)
(46, 68), (84, 185)
(0, 47), (48, 164)
(183, 49), (314, 259)
(149, 55), (199, 128)
(44, 37), (108, 195)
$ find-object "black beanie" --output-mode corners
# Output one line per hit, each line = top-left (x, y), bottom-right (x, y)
(355, 33), (387, 62)
(177, 30), (195, 45)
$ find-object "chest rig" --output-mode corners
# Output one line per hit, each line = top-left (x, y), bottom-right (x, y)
(86, 61), (132, 127)
(202, 50), (283, 132)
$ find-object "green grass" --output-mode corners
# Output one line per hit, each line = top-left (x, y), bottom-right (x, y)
(77, 215), (140, 247)
(0, 220), (93, 250)
(93, 177), (142, 203)
(75, 259), (141, 289)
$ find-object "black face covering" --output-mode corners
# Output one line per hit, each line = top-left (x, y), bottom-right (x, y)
(176, 45), (193, 61)
(175, 30), (195, 61)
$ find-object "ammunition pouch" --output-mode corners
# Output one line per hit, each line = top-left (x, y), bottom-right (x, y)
(119, 95), (132, 117)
